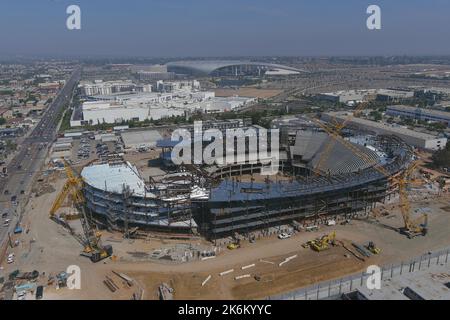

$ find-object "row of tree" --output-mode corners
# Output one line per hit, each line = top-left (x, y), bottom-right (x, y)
(432, 142), (450, 170)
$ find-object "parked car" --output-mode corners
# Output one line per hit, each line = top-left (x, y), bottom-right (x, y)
(35, 286), (44, 300)
(278, 232), (292, 240)
(7, 253), (14, 264)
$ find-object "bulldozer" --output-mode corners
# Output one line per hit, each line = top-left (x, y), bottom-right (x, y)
(366, 241), (381, 255)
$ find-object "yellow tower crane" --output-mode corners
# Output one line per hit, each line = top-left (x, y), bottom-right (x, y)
(49, 160), (84, 218)
(312, 118), (427, 239)
(314, 102), (368, 175)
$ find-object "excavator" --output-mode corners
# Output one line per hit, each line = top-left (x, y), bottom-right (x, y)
(50, 159), (113, 263)
(304, 231), (336, 252)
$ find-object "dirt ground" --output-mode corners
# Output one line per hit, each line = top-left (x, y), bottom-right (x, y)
(2, 168), (450, 300)
(213, 88), (283, 99)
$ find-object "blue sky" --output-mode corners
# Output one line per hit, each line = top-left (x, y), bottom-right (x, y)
(0, 0), (449, 57)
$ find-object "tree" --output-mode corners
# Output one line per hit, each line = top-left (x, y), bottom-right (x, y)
(5, 140), (17, 151)
(0, 117), (6, 125)
(369, 110), (382, 122)
(432, 143), (450, 169)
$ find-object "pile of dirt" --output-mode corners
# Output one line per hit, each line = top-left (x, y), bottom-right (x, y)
(33, 183), (55, 197)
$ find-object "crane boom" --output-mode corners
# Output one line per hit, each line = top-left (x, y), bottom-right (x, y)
(314, 102), (368, 174)
(49, 159), (113, 262)
(312, 117), (426, 238)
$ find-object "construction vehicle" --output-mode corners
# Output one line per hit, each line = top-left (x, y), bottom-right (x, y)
(227, 242), (240, 250)
(366, 241), (381, 254)
(50, 159), (113, 263)
(312, 118), (428, 239)
(398, 162), (428, 238)
(304, 231), (336, 252)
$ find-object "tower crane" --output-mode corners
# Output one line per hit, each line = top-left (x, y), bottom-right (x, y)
(50, 159), (113, 262)
(312, 118), (427, 239)
(314, 102), (368, 175)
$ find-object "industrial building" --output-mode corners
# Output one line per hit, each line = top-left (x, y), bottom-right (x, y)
(322, 112), (447, 151)
(317, 89), (415, 105)
(76, 101), (182, 126)
(70, 81), (255, 127)
(317, 90), (377, 104)
(386, 105), (450, 127)
(137, 71), (175, 81)
(79, 80), (144, 96)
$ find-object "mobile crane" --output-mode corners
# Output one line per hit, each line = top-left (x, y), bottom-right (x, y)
(50, 159), (113, 262)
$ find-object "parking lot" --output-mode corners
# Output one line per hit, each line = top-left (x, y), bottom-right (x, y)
(68, 132), (126, 167)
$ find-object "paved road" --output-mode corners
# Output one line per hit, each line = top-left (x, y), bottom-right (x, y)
(0, 68), (81, 252)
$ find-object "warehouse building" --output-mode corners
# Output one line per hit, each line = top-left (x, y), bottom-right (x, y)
(322, 112), (447, 151)
(316, 89), (414, 105)
(386, 105), (450, 128)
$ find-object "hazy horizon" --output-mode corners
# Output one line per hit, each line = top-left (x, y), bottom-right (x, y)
(1, 0), (450, 58)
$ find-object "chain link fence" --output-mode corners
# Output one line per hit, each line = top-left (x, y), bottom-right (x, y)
(267, 247), (450, 300)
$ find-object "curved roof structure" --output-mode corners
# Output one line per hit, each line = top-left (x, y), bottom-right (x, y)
(290, 130), (381, 175)
(166, 60), (306, 76)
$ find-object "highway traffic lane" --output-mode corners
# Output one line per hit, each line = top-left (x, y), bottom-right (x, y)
(0, 68), (80, 253)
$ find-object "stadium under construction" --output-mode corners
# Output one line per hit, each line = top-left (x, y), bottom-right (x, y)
(79, 119), (415, 241)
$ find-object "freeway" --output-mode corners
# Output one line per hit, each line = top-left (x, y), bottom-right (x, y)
(0, 67), (81, 255)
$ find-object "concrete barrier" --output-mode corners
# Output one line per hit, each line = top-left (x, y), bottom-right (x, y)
(201, 275), (212, 287)
(279, 254), (298, 267)
(219, 269), (234, 276)
(242, 263), (256, 270)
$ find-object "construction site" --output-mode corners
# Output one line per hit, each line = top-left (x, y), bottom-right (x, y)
(1, 110), (450, 300)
